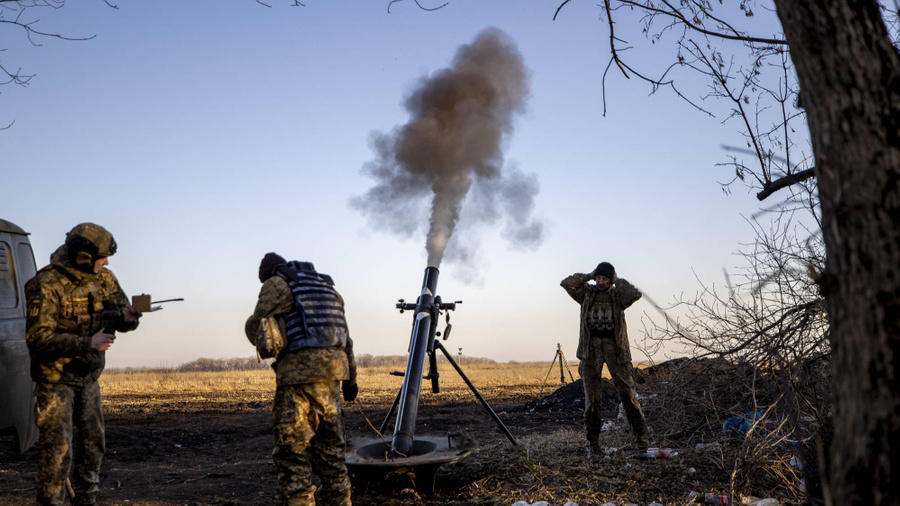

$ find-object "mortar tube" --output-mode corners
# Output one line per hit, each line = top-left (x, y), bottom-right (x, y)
(391, 266), (439, 456)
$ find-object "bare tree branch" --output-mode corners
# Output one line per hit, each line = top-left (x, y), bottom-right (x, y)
(388, 0), (447, 14)
(554, 0), (814, 199)
(756, 168), (817, 201)
(618, 0), (787, 45)
(552, 0), (572, 21)
(0, 0), (109, 127)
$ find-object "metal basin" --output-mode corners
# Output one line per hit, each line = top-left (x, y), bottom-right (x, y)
(345, 434), (475, 493)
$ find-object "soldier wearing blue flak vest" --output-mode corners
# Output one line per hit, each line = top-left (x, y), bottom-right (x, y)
(246, 253), (357, 506)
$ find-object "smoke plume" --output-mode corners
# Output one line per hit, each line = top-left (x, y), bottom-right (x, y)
(351, 28), (544, 271)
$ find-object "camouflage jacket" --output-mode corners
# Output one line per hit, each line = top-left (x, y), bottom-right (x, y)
(560, 273), (641, 364)
(26, 246), (138, 385)
(245, 275), (357, 386)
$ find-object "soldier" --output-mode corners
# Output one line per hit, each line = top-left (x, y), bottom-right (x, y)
(561, 261), (649, 457)
(26, 223), (142, 506)
(246, 252), (358, 506)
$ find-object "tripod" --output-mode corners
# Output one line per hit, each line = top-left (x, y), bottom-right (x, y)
(539, 343), (577, 395)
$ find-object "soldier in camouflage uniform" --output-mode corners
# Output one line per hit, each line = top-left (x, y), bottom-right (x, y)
(246, 252), (357, 506)
(561, 261), (649, 457)
(26, 223), (142, 506)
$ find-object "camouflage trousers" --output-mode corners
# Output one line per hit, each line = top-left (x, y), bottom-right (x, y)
(580, 336), (649, 450)
(33, 381), (105, 506)
(273, 381), (351, 506)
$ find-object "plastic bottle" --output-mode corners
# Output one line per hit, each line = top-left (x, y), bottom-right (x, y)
(638, 447), (678, 458)
(698, 492), (730, 504)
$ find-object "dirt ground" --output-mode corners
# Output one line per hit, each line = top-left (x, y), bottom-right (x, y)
(0, 360), (806, 505)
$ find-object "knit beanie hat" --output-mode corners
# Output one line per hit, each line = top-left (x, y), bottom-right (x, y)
(259, 252), (287, 282)
(592, 261), (616, 279)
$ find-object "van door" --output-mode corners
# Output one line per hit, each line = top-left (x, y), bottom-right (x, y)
(0, 221), (40, 453)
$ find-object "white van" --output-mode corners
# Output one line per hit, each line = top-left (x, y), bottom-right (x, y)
(0, 218), (39, 453)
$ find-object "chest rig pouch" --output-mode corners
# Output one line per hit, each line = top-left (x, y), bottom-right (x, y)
(276, 262), (348, 352)
(55, 271), (105, 336)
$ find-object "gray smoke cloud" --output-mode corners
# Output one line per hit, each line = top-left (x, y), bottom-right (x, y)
(351, 28), (545, 272)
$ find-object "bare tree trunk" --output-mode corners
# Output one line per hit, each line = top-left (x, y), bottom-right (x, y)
(774, 1), (900, 504)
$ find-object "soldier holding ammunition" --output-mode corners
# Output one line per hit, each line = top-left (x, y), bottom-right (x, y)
(561, 261), (649, 458)
(25, 223), (142, 506)
(246, 252), (357, 506)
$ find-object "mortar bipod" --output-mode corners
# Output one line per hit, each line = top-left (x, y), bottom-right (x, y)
(381, 296), (518, 446)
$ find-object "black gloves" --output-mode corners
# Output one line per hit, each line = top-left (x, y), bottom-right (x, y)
(342, 380), (358, 402)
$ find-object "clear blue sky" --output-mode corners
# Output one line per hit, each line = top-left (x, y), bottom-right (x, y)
(2, 1), (791, 367)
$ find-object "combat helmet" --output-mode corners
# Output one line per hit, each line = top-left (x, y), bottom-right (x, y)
(65, 222), (117, 272)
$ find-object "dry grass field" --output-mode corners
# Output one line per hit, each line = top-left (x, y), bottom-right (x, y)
(93, 361), (579, 416)
(0, 359), (804, 505)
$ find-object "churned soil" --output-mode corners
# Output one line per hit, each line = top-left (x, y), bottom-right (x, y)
(0, 359), (807, 505)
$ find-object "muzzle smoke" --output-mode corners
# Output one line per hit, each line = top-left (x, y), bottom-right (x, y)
(351, 28), (544, 274)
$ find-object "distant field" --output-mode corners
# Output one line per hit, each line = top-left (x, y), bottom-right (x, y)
(99, 361), (587, 414)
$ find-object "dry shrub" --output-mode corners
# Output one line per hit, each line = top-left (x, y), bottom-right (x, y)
(517, 357), (822, 503)
(637, 357), (782, 445)
(730, 421), (805, 505)
(633, 356), (826, 503)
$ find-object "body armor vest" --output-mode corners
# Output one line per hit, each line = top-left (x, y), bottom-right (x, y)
(30, 265), (108, 382)
(276, 262), (349, 351)
(50, 267), (106, 337)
